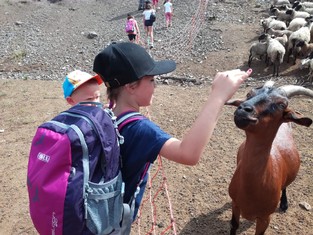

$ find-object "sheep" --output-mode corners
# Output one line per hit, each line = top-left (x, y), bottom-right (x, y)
(261, 16), (287, 32)
(266, 27), (293, 38)
(286, 22), (312, 64)
(248, 41), (269, 67)
(226, 81), (313, 235)
(293, 1), (313, 9)
(272, 0), (291, 7)
(294, 3), (313, 14)
(287, 17), (308, 31)
(296, 40), (313, 57)
(259, 33), (286, 76)
(274, 33), (289, 47)
(260, 32), (288, 48)
(269, 7), (292, 22)
(285, 8), (311, 20)
(299, 51), (313, 82)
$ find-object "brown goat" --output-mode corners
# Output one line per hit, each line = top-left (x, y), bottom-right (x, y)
(226, 81), (313, 235)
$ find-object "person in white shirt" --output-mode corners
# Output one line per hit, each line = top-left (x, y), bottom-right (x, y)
(164, 0), (173, 28)
(142, 3), (156, 48)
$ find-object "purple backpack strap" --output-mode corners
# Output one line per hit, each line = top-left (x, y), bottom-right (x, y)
(116, 112), (146, 132)
(116, 111), (151, 209)
(116, 111), (150, 180)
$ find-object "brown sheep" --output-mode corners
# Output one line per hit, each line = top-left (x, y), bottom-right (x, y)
(296, 40), (313, 57)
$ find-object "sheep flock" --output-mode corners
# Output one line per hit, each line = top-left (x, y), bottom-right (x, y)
(248, 0), (313, 84)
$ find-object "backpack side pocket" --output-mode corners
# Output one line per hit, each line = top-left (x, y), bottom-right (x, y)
(86, 171), (124, 235)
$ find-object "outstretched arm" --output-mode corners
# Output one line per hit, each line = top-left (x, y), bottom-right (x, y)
(160, 69), (252, 165)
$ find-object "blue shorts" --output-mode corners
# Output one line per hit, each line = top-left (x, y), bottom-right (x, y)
(144, 20), (153, 27)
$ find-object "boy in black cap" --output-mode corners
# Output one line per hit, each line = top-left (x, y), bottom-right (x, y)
(93, 42), (252, 229)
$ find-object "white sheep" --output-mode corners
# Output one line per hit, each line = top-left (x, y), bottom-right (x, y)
(272, 0), (291, 7)
(261, 16), (287, 32)
(262, 34), (286, 76)
(275, 33), (289, 47)
(287, 17), (308, 31)
(294, 4), (313, 14)
(293, 1), (313, 9)
(261, 33), (288, 46)
(270, 7), (292, 22)
(285, 9), (311, 20)
(286, 23), (312, 64)
(266, 27), (293, 38)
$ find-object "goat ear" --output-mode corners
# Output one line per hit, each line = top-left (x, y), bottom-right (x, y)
(283, 110), (313, 127)
(225, 99), (243, 107)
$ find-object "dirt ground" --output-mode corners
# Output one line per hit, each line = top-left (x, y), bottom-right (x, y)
(0, 0), (313, 235)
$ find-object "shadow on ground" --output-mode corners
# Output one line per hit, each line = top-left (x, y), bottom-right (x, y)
(179, 202), (254, 235)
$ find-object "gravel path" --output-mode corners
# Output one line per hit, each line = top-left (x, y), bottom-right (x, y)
(0, 0), (270, 81)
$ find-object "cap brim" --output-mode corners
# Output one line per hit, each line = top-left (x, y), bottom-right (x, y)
(92, 74), (104, 85)
(146, 60), (176, 76)
(74, 74), (103, 92)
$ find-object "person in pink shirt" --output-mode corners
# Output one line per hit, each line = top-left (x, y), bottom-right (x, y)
(152, 0), (159, 9)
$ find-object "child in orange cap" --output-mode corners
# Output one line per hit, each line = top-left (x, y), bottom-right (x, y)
(62, 70), (103, 106)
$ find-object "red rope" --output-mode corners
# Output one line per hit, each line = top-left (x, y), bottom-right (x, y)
(162, 0), (209, 58)
(132, 108), (177, 234)
(132, 2), (210, 233)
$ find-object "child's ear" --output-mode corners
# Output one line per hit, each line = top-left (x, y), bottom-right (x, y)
(125, 83), (137, 93)
(66, 97), (75, 106)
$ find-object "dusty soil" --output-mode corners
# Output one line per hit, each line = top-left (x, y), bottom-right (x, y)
(0, 0), (312, 235)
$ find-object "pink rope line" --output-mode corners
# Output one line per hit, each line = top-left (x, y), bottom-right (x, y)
(133, 2), (210, 230)
(132, 107), (177, 235)
(188, 0), (208, 51)
(158, 0), (209, 60)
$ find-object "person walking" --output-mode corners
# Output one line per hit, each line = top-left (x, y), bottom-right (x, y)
(152, 0), (159, 10)
(125, 14), (140, 44)
(163, 0), (173, 28)
(138, 0), (151, 11)
(142, 3), (156, 49)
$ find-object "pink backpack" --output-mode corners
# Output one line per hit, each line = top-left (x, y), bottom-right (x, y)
(125, 19), (135, 33)
(27, 104), (124, 235)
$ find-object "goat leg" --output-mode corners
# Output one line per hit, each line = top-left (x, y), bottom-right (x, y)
(230, 203), (240, 235)
(255, 216), (270, 235)
(279, 188), (288, 212)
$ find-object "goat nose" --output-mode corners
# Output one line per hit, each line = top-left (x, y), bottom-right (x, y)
(238, 103), (254, 113)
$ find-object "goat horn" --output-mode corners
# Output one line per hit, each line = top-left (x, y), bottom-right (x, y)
(278, 85), (313, 98)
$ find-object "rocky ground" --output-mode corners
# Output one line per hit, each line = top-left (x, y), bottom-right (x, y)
(0, 0), (271, 81)
(0, 0), (312, 234)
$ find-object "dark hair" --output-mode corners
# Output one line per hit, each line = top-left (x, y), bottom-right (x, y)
(106, 81), (141, 108)
(127, 13), (133, 20)
(107, 87), (121, 108)
(145, 3), (152, 9)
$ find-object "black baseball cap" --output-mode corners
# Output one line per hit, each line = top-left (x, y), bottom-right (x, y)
(93, 42), (176, 88)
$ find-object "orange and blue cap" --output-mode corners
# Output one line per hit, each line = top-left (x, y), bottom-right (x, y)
(62, 70), (103, 98)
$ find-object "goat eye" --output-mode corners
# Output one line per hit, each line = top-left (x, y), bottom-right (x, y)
(278, 103), (286, 109)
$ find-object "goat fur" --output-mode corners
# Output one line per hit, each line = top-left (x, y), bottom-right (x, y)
(226, 82), (313, 235)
